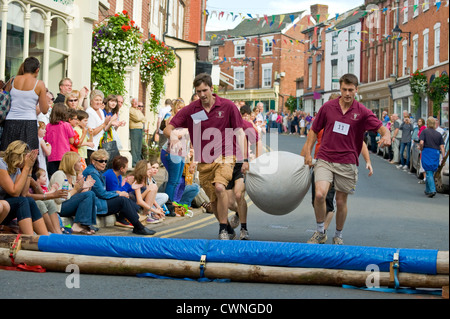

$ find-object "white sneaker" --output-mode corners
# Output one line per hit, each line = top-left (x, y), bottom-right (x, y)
(218, 229), (229, 240)
(239, 229), (249, 240)
(396, 164), (403, 169)
(402, 165), (408, 170)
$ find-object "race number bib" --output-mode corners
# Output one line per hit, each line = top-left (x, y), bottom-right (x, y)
(333, 121), (350, 135)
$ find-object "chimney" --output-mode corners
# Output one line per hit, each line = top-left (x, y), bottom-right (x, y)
(310, 4), (329, 23)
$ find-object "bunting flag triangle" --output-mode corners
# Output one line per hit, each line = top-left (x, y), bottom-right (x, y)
(436, 1), (441, 10)
(278, 14), (285, 28)
(289, 14), (295, 23)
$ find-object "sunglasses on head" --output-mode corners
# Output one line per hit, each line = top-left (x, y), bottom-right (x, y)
(95, 159), (108, 163)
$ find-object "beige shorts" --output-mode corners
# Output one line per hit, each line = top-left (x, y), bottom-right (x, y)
(314, 159), (358, 194)
(197, 156), (235, 202)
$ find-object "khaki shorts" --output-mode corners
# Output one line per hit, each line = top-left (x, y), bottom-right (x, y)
(314, 159), (358, 194)
(197, 156), (235, 202)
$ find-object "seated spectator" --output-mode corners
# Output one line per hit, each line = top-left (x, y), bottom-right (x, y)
(83, 149), (155, 235)
(50, 151), (97, 234)
(28, 168), (66, 234)
(0, 200), (10, 225)
(44, 103), (74, 177)
(103, 155), (129, 192)
(127, 159), (168, 223)
(172, 150), (200, 208)
(0, 140), (48, 235)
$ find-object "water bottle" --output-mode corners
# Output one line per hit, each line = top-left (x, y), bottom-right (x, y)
(61, 179), (70, 201)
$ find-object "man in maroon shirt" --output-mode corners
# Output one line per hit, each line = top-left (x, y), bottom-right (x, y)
(302, 74), (391, 245)
(164, 73), (248, 240)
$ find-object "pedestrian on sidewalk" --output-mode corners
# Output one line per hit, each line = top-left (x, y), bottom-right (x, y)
(419, 116), (445, 198)
(301, 74), (390, 245)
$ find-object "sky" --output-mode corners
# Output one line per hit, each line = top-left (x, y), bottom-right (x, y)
(205, 0), (365, 31)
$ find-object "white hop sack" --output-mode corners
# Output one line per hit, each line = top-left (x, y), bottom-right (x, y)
(246, 151), (311, 215)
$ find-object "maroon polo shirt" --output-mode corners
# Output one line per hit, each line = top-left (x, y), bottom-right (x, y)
(169, 94), (244, 163)
(235, 120), (260, 162)
(311, 97), (382, 165)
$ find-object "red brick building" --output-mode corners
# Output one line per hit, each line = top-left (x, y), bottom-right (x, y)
(359, 0), (449, 125)
(207, 11), (310, 112)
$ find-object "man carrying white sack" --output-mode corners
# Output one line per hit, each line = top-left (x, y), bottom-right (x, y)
(301, 74), (391, 245)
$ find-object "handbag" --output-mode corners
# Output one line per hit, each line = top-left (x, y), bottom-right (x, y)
(0, 90), (11, 124)
(99, 129), (120, 169)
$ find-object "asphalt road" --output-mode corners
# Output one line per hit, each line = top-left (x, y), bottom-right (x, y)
(1, 133), (448, 305)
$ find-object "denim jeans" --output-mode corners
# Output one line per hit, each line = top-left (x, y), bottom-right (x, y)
(160, 149), (185, 201)
(425, 171), (436, 194)
(399, 141), (411, 166)
(179, 183), (200, 206)
(130, 128), (143, 166)
(60, 191), (97, 226)
(2, 197), (42, 225)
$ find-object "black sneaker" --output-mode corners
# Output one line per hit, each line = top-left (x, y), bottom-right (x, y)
(133, 227), (156, 236)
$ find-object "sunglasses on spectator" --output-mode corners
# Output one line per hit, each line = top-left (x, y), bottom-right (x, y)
(68, 99), (78, 102)
(95, 159), (108, 163)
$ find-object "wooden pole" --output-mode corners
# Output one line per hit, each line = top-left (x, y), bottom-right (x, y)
(0, 248), (448, 289)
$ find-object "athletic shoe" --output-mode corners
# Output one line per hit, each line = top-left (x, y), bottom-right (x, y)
(402, 165), (408, 170)
(396, 164), (403, 169)
(146, 216), (162, 224)
(218, 229), (230, 240)
(307, 231), (327, 244)
(228, 228), (237, 240)
(229, 213), (240, 229)
(332, 236), (344, 245)
(114, 220), (134, 228)
(240, 229), (249, 240)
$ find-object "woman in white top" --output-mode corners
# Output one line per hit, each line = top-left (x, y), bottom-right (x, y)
(1, 57), (48, 152)
(86, 90), (112, 164)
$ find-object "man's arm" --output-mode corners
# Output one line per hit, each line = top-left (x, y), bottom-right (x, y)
(300, 129), (318, 166)
(360, 142), (373, 176)
(377, 125), (391, 147)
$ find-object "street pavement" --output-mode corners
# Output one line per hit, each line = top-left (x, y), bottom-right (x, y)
(0, 133), (448, 302)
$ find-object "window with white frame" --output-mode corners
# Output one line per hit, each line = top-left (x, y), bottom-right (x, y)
(212, 47), (219, 60)
(423, 29), (429, 68)
(234, 40), (246, 58)
(434, 23), (440, 64)
(261, 63), (272, 88)
(308, 63), (312, 88)
(234, 67), (245, 89)
(332, 32), (338, 53)
(348, 26), (355, 49)
(402, 42), (407, 76)
(403, 1), (408, 24)
(413, 0), (419, 17)
(262, 36), (273, 55)
(331, 59), (339, 90)
(423, 0), (429, 11)
(316, 61), (321, 87)
(413, 35), (418, 72)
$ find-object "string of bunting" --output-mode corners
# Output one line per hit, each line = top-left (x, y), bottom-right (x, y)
(205, 0), (447, 24)
(206, 0), (448, 38)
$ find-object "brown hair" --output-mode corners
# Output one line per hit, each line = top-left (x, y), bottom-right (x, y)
(339, 73), (359, 88)
(193, 73), (212, 88)
(133, 160), (149, 184)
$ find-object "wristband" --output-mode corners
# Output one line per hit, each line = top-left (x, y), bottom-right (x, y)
(244, 159), (249, 163)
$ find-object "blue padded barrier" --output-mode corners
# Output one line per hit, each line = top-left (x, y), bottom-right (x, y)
(37, 234), (438, 275)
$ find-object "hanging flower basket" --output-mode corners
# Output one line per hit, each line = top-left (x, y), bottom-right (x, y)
(428, 73), (449, 117)
(140, 34), (176, 113)
(92, 11), (142, 97)
(409, 70), (428, 112)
